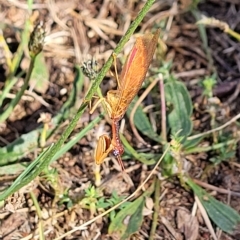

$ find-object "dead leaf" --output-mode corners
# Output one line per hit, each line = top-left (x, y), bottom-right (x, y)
(177, 208), (199, 240)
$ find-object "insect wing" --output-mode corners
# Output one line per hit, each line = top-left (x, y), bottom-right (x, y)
(112, 29), (160, 118)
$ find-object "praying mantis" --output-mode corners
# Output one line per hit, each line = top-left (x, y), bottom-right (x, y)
(92, 29), (160, 170)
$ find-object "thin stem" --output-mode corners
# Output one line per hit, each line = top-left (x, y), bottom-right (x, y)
(149, 178), (160, 240)
(188, 113), (240, 140)
(0, 57), (35, 122)
(0, 19), (31, 106)
(30, 191), (45, 240)
(159, 74), (167, 142)
(226, 28), (240, 41)
(184, 138), (239, 154)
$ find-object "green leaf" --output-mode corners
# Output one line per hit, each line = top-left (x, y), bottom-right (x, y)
(109, 196), (145, 240)
(120, 134), (157, 165)
(183, 136), (203, 150)
(50, 115), (103, 163)
(0, 129), (39, 165)
(165, 79), (193, 139)
(29, 52), (49, 94)
(0, 144), (54, 201)
(126, 97), (161, 143)
(0, 115), (103, 200)
(0, 163), (27, 175)
(108, 176), (155, 239)
(187, 178), (240, 234)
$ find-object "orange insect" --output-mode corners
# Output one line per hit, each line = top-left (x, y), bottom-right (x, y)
(94, 29), (160, 170)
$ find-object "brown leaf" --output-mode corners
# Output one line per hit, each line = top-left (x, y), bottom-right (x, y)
(177, 208), (199, 240)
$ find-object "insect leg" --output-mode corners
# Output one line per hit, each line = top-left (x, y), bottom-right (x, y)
(112, 53), (121, 89)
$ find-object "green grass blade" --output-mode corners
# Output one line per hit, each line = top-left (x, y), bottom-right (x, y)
(0, 144), (54, 201)
(120, 134), (156, 165)
(50, 114), (103, 163)
(0, 67), (84, 165)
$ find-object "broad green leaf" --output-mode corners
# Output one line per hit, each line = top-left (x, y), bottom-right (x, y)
(108, 180), (155, 239)
(187, 178), (240, 233)
(126, 97), (161, 143)
(109, 196), (145, 240)
(183, 136), (203, 150)
(0, 129), (39, 165)
(0, 163), (27, 175)
(165, 79), (193, 139)
(30, 52), (49, 94)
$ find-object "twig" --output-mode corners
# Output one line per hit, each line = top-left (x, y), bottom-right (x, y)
(195, 196), (218, 240)
(193, 179), (240, 197)
(30, 192), (44, 240)
(25, 90), (50, 107)
(187, 113), (240, 140)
